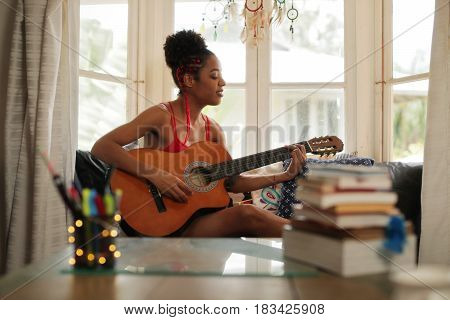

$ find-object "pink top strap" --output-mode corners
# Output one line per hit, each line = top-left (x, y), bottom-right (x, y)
(202, 113), (211, 141)
(167, 101), (190, 145)
(160, 99), (211, 153)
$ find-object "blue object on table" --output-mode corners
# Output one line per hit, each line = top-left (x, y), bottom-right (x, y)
(383, 215), (406, 254)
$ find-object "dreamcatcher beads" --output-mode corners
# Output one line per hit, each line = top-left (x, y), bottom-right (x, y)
(287, 0), (299, 41)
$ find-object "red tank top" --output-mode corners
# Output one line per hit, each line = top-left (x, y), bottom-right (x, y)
(162, 101), (210, 153)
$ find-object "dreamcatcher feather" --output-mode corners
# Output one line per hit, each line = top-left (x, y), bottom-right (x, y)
(228, 0), (239, 22)
(240, 0), (269, 46)
(271, 0), (286, 26)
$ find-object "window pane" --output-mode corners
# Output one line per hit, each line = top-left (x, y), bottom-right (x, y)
(271, 0), (344, 83)
(80, 0), (128, 77)
(270, 89), (344, 148)
(204, 88), (246, 159)
(392, 80), (428, 162)
(393, 0), (434, 78)
(174, 0), (245, 83)
(78, 77), (126, 151)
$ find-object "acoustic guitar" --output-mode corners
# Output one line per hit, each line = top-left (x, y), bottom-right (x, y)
(110, 136), (343, 236)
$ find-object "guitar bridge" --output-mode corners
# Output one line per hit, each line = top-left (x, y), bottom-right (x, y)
(147, 182), (166, 213)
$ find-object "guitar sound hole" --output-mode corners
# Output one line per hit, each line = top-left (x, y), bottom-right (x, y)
(187, 167), (211, 188)
(183, 162), (217, 192)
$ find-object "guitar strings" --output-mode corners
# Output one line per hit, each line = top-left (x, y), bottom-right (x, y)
(206, 148), (292, 181)
(204, 142), (336, 181)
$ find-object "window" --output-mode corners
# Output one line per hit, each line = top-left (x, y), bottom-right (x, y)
(174, 0), (247, 158)
(385, 0), (434, 162)
(174, 0), (346, 157)
(78, 0), (130, 151)
(269, 0), (345, 149)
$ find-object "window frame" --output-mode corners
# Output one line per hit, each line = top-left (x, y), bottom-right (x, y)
(257, 0), (350, 154)
(80, 0), (435, 161)
(78, 0), (140, 124)
(169, 0), (353, 156)
(380, 0), (431, 161)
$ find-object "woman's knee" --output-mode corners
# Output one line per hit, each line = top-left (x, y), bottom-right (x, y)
(236, 205), (266, 226)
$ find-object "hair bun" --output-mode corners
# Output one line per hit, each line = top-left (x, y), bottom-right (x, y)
(164, 30), (208, 69)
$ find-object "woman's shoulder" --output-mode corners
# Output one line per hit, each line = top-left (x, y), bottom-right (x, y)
(137, 104), (171, 123)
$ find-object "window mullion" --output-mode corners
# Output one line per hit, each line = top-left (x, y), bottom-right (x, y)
(256, 0), (272, 153)
(389, 72), (429, 84)
(79, 69), (132, 85)
(271, 82), (345, 90)
(127, 0), (140, 122)
(344, 0), (357, 156)
(383, 0), (394, 161)
(246, 38), (259, 156)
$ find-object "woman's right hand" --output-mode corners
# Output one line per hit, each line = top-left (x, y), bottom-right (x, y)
(142, 170), (192, 203)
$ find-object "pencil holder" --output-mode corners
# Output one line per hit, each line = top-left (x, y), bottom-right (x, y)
(67, 212), (122, 270)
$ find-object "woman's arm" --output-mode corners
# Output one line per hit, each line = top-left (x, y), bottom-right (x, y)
(91, 106), (167, 178)
(208, 119), (306, 194)
(226, 171), (289, 193)
(226, 145), (306, 193)
(91, 106), (192, 202)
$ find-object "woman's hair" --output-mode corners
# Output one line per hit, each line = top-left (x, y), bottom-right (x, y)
(164, 30), (214, 90)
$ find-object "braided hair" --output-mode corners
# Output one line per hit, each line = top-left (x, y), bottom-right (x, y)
(164, 30), (214, 92)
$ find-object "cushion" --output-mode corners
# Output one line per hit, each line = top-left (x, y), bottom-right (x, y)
(75, 150), (111, 193)
(246, 163), (283, 211)
(375, 162), (423, 237)
(277, 157), (375, 218)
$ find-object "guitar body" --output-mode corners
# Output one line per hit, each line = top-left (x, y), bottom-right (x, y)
(110, 141), (232, 236)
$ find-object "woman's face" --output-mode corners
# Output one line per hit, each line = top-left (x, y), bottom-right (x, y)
(191, 54), (226, 106)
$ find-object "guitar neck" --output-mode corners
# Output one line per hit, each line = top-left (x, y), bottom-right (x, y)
(207, 141), (312, 182)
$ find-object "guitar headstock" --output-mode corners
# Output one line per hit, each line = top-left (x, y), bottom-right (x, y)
(305, 136), (344, 156)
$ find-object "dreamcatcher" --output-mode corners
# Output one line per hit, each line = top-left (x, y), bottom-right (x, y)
(227, 0), (240, 22)
(240, 0), (270, 46)
(200, 0), (228, 41)
(271, 0), (286, 26)
(286, 0), (300, 40)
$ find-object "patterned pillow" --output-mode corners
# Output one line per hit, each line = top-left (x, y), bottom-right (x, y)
(246, 163), (283, 211)
(276, 157), (375, 218)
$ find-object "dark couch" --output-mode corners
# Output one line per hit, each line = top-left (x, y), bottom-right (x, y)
(75, 151), (423, 240)
(376, 162), (423, 241)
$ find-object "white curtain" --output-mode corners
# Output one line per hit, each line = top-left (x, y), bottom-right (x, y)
(0, 0), (79, 273)
(420, 0), (450, 265)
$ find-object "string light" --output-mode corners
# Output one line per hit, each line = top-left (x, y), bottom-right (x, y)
(68, 190), (124, 268)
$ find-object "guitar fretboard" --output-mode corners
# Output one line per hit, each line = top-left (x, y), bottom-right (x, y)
(206, 141), (311, 182)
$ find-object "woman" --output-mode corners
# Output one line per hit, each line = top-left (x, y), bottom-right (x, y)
(91, 30), (307, 237)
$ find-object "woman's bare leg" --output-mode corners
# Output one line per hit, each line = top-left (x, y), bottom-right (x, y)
(180, 204), (289, 237)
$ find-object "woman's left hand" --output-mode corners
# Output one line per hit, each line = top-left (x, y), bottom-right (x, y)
(283, 144), (307, 181)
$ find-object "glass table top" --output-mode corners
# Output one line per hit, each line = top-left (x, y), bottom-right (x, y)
(65, 238), (318, 277)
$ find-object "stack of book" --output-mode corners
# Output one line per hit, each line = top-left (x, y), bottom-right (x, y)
(283, 164), (416, 277)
